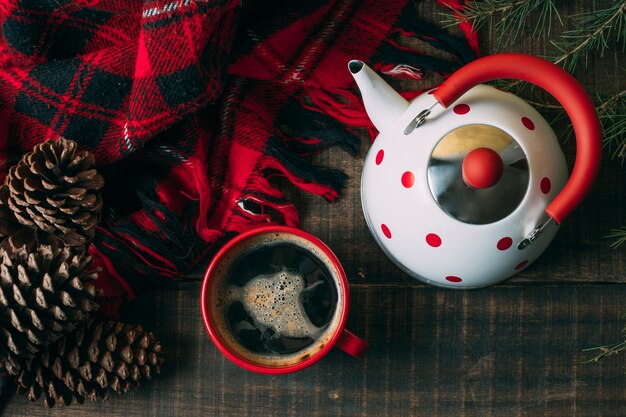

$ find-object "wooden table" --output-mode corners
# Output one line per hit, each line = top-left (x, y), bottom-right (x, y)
(5, 1), (625, 416)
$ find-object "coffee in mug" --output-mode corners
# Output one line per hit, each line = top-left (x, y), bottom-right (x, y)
(201, 226), (367, 374)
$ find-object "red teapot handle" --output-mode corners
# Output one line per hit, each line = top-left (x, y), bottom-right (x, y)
(434, 53), (601, 224)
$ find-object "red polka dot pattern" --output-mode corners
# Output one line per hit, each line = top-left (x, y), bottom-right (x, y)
(445, 276), (462, 283)
(375, 149), (384, 165)
(453, 104), (470, 115)
(426, 233), (442, 247)
(515, 260), (529, 270)
(522, 117), (535, 130)
(401, 171), (415, 188)
(540, 177), (551, 194)
(381, 224), (392, 239)
(497, 237), (513, 251)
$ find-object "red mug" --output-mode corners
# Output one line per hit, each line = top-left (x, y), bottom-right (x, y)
(201, 225), (368, 374)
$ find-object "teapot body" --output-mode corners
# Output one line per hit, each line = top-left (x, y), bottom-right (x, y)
(361, 84), (568, 288)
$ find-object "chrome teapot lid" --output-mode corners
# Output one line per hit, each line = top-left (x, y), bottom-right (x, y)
(427, 124), (529, 224)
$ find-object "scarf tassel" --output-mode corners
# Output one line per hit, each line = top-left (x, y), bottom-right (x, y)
(235, 176), (300, 227)
(93, 185), (208, 293)
(261, 134), (348, 202)
(276, 99), (361, 157)
(226, 104), (360, 233)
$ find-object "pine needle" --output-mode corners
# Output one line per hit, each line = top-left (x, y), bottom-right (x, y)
(551, 1), (626, 72)
(583, 340), (626, 362)
(607, 227), (626, 249)
(442, 0), (562, 48)
(585, 317), (626, 362)
(596, 88), (626, 160)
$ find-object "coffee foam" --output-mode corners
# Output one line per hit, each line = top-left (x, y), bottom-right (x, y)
(226, 269), (324, 340)
(209, 232), (345, 368)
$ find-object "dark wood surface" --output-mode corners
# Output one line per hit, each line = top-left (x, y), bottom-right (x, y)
(4, 1), (625, 416)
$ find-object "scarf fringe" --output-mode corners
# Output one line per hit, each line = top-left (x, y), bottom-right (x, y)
(261, 134), (348, 202)
(372, 62), (425, 81)
(228, 174), (300, 234)
(236, 175), (300, 227)
(227, 98), (361, 233)
(388, 4), (477, 72)
(94, 185), (208, 292)
(177, 156), (223, 243)
(300, 86), (380, 141)
(96, 225), (179, 281)
(276, 99), (361, 157)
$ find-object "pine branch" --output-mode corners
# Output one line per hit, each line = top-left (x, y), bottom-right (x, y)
(597, 88), (626, 159)
(607, 227), (626, 249)
(583, 339), (626, 362)
(442, 0), (561, 48)
(551, 1), (626, 72)
(585, 316), (626, 362)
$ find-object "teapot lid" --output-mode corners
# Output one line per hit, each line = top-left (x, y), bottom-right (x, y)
(427, 124), (529, 224)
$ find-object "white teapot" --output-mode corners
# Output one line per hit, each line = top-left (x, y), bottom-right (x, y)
(349, 53), (601, 288)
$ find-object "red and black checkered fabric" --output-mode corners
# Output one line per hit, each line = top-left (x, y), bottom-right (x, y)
(0, 0), (477, 316)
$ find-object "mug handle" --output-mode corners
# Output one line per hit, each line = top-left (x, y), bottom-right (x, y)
(335, 329), (369, 359)
(433, 53), (602, 225)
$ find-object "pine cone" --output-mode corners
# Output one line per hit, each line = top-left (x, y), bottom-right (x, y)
(11, 319), (163, 407)
(6, 138), (105, 247)
(0, 244), (99, 363)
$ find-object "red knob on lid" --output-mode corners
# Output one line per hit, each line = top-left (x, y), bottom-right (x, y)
(462, 147), (504, 189)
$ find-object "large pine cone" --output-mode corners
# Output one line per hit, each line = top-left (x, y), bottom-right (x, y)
(10, 319), (163, 407)
(6, 138), (105, 247)
(0, 244), (99, 364)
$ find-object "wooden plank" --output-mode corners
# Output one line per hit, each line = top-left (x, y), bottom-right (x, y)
(4, 282), (626, 416)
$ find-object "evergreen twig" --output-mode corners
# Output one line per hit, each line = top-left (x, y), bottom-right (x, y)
(607, 227), (626, 249)
(551, 1), (626, 72)
(584, 318), (626, 362)
(442, 0), (561, 48)
(583, 340), (626, 362)
(596, 88), (626, 159)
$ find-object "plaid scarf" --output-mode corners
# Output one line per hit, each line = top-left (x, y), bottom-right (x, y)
(0, 0), (478, 316)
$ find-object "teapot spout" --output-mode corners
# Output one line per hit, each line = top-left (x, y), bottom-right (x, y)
(349, 60), (409, 132)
